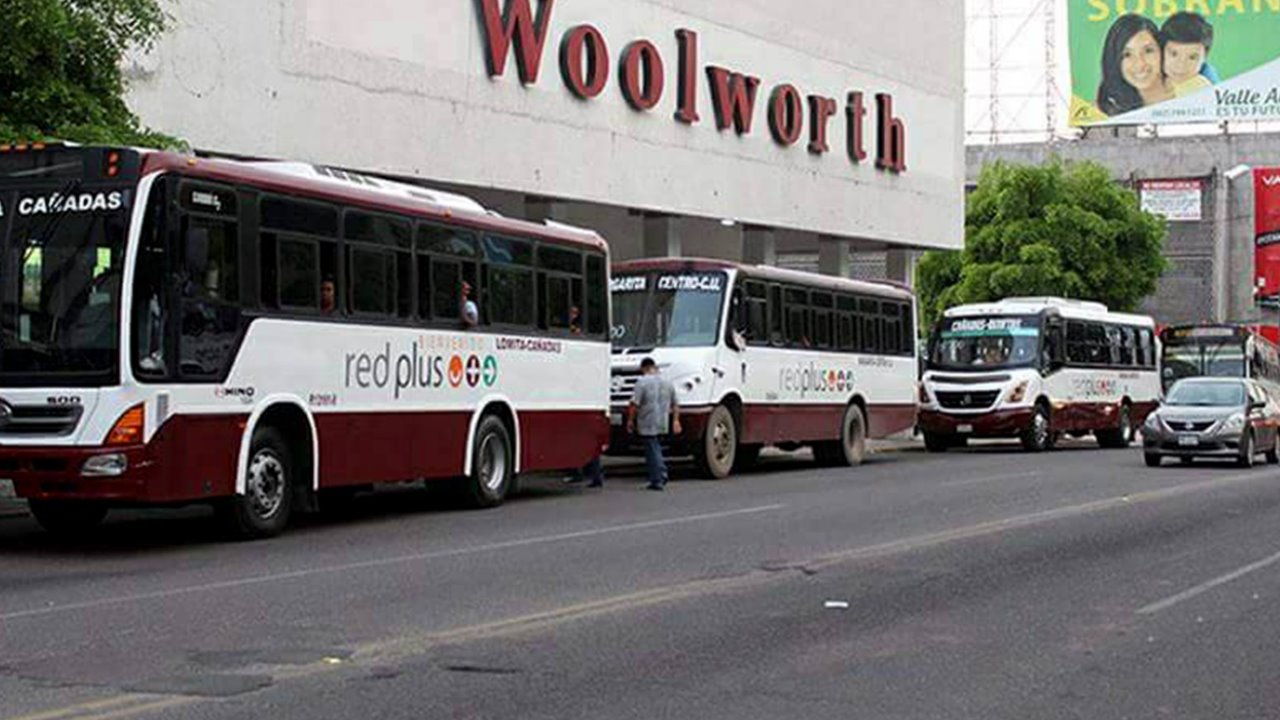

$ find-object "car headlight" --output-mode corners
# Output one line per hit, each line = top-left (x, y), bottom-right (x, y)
(1144, 413), (1161, 430)
(918, 383), (931, 404)
(1221, 413), (1246, 433)
(1007, 381), (1029, 404)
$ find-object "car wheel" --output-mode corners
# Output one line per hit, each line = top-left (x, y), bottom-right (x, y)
(1238, 431), (1256, 469)
(1144, 453), (1162, 468)
(1267, 434), (1280, 465)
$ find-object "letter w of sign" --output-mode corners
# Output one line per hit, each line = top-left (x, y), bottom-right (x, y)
(476, 0), (556, 84)
(706, 67), (761, 135)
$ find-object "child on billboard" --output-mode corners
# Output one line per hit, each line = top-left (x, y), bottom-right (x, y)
(1161, 12), (1218, 97)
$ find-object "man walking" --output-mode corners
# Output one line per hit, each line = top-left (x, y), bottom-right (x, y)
(627, 358), (680, 491)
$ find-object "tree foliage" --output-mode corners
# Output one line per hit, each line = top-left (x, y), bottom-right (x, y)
(0, 0), (179, 148)
(917, 159), (1169, 328)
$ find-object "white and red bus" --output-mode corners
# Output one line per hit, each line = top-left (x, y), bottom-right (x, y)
(608, 259), (919, 478)
(0, 144), (611, 537)
(920, 298), (1161, 452)
(1160, 324), (1280, 394)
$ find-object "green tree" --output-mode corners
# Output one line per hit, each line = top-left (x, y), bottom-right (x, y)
(917, 159), (1168, 328)
(0, 0), (180, 148)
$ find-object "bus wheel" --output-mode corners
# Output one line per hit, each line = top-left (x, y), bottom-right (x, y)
(462, 415), (514, 508)
(1097, 404), (1133, 449)
(29, 501), (107, 537)
(1020, 404), (1052, 453)
(923, 432), (951, 453)
(818, 404), (868, 467)
(694, 405), (737, 480)
(218, 427), (294, 540)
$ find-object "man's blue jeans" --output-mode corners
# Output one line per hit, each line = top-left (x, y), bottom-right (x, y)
(641, 436), (667, 487)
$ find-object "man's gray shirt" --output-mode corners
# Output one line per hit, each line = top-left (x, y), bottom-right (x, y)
(632, 374), (676, 437)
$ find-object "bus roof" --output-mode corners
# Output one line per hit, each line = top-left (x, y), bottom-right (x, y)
(136, 150), (608, 252)
(612, 257), (915, 301)
(943, 297), (1154, 326)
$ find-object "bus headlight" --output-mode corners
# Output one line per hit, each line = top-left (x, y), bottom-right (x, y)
(1007, 381), (1029, 404)
(82, 453), (128, 477)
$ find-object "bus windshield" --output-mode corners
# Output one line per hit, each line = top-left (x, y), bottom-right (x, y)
(610, 271), (726, 350)
(1163, 341), (1246, 387)
(929, 315), (1042, 371)
(0, 183), (131, 386)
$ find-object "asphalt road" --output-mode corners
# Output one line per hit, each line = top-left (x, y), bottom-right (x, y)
(3, 442), (1280, 719)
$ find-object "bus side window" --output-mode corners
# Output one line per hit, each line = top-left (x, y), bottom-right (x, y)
(132, 181), (171, 380)
(768, 285), (784, 346)
(745, 281), (768, 345)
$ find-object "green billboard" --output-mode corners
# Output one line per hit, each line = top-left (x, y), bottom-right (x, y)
(1069, 0), (1280, 126)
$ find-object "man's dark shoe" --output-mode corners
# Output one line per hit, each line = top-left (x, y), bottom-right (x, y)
(646, 484), (664, 491)
(587, 481), (604, 488)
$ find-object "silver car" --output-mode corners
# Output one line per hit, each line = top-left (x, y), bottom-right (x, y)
(1143, 377), (1280, 468)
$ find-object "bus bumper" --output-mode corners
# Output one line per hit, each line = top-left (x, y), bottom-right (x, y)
(0, 445), (157, 504)
(918, 408), (1033, 437)
(607, 406), (712, 455)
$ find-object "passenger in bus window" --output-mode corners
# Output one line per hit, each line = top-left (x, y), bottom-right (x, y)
(569, 305), (583, 335)
(321, 277), (336, 315)
(460, 281), (479, 328)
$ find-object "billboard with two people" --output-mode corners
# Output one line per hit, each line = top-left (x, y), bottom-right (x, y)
(1070, 1), (1280, 126)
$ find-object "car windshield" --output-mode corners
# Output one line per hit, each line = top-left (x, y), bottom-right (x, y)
(1166, 381), (1246, 407)
(0, 184), (131, 385)
(610, 272), (726, 350)
(929, 315), (1041, 370)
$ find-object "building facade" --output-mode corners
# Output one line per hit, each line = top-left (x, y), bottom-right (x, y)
(126, 0), (965, 279)
(968, 133), (1280, 326)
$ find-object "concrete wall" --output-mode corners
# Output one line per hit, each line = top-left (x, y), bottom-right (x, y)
(967, 133), (1280, 325)
(127, 0), (965, 253)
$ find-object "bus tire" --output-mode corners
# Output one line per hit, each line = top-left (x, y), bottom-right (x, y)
(1020, 404), (1052, 453)
(28, 501), (107, 537)
(694, 405), (737, 480)
(1097, 403), (1133, 449)
(218, 426), (294, 540)
(461, 415), (514, 508)
(817, 404), (868, 467)
(923, 432), (951, 453)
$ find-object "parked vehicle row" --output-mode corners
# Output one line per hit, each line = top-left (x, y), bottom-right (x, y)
(0, 144), (1271, 541)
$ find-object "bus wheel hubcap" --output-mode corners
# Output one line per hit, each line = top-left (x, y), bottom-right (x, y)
(480, 433), (507, 493)
(712, 419), (734, 464)
(248, 452), (286, 520)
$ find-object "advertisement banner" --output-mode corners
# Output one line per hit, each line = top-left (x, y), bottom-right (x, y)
(1068, 2), (1280, 127)
(1139, 179), (1203, 221)
(1257, 167), (1280, 299)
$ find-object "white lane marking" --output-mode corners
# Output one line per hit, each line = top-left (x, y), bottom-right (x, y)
(944, 471), (1042, 488)
(1138, 548), (1280, 615)
(0, 504), (785, 622)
